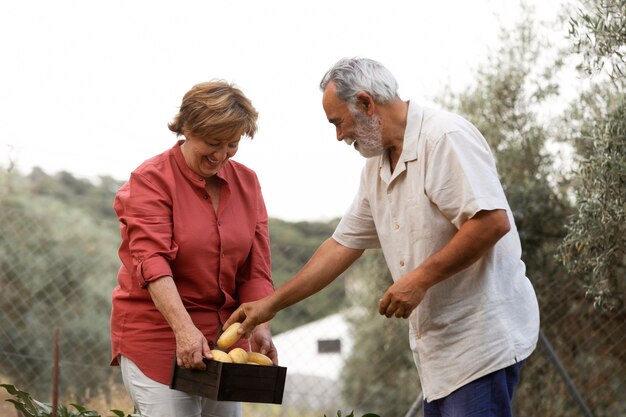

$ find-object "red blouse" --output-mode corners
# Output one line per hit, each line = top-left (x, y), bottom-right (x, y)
(110, 140), (274, 384)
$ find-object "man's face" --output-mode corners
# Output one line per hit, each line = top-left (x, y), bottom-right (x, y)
(322, 82), (385, 158)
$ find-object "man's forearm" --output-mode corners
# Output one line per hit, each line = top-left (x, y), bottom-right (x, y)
(225, 238), (364, 331)
(418, 209), (511, 289)
(268, 238), (363, 312)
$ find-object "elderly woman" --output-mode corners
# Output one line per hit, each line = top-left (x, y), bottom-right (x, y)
(110, 81), (276, 417)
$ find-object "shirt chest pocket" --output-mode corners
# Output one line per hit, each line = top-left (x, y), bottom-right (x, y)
(405, 195), (435, 242)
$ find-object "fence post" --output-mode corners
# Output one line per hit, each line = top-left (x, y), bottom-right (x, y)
(52, 326), (60, 417)
(404, 392), (423, 417)
(539, 330), (594, 417)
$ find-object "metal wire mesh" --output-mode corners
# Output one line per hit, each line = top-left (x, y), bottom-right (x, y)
(0, 205), (624, 417)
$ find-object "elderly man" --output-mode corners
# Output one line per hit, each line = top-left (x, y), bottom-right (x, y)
(225, 57), (539, 417)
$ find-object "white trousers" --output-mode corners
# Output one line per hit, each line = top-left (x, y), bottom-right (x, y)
(120, 356), (242, 417)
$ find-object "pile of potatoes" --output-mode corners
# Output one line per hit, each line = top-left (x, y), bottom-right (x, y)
(210, 323), (273, 366)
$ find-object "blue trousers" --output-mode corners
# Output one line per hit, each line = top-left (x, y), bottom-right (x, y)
(423, 361), (525, 417)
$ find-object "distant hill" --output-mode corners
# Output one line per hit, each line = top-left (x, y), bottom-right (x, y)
(2, 166), (344, 334)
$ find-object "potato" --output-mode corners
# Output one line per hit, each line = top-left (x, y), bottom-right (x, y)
(209, 349), (232, 363)
(217, 322), (242, 349)
(228, 347), (248, 364)
(247, 352), (273, 366)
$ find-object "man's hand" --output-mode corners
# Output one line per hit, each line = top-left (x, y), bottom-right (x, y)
(224, 296), (277, 340)
(174, 324), (212, 369)
(378, 271), (427, 318)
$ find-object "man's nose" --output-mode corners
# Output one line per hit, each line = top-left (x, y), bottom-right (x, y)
(336, 127), (344, 141)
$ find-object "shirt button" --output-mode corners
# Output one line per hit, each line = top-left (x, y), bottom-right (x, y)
(394, 223), (400, 230)
(203, 194), (209, 200)
(400, 260), (405, 267)
(217, 221), (221, 227)
(221, 253), (225, 258)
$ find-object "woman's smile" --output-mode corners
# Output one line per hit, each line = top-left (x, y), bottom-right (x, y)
(181, 132), (241, 178)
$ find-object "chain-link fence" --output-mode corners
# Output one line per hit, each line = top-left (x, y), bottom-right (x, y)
(1, 205), (625, 417)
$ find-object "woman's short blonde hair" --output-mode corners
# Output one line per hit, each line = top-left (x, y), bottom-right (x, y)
(168, 80), (258, 139)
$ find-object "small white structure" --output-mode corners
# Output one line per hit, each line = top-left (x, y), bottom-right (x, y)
(272, 311), (354, 410)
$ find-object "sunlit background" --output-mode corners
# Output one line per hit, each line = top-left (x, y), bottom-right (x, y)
(0, 0), (564, 221)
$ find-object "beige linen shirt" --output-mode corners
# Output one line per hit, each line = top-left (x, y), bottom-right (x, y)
(332, 101), (540, 401)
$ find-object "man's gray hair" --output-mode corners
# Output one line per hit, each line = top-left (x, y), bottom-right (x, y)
(320, 57), (399, 105)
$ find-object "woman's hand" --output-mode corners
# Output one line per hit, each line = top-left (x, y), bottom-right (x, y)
(174, 324), (212, 369)
(250, 324), (279, 365)
(146, 275), (213, 369)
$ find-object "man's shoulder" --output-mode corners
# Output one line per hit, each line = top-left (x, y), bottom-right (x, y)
(411, 106), (488, 157)
(420, 106), (474, 137)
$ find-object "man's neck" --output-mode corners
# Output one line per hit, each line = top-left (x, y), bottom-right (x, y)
(384, 99), (409, 172)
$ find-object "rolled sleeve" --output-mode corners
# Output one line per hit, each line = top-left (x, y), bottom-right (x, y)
(137, 256), (173, 288)
(115, 171), (178, 289)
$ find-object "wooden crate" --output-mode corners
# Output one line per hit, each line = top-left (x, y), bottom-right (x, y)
(170, 358), (287, 404)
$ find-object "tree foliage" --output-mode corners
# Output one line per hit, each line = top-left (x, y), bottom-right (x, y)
(557, 97), (626, 310)
(558, 0), (626, 311)
(569, 0), (626, 78)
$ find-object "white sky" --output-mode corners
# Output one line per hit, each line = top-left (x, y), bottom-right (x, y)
(0, 0), (566, 221)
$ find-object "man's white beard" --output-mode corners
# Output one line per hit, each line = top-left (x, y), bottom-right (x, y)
(349, 111), (385, 158)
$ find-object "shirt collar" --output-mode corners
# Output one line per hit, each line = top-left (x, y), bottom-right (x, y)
(400, 100), (423, 163)
(377, 100), (423, 181)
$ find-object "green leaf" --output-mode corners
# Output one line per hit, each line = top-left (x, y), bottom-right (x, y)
(71, 403), (88, 412)
(5, 399), (37, 417)
(0, 384), (20, 395)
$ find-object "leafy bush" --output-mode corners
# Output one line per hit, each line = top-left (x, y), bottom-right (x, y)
(0, 384), (135, 417)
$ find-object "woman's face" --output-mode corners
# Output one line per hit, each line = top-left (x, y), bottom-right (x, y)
(181, 131), (240, 179)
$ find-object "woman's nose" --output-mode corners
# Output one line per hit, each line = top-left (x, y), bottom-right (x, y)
(213, 148), (228, 161)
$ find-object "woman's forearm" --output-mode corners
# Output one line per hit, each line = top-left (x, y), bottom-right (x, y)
(147, 276), (196, 334)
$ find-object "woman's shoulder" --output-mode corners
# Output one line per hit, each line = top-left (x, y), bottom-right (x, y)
(131, 147), (176, 179)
